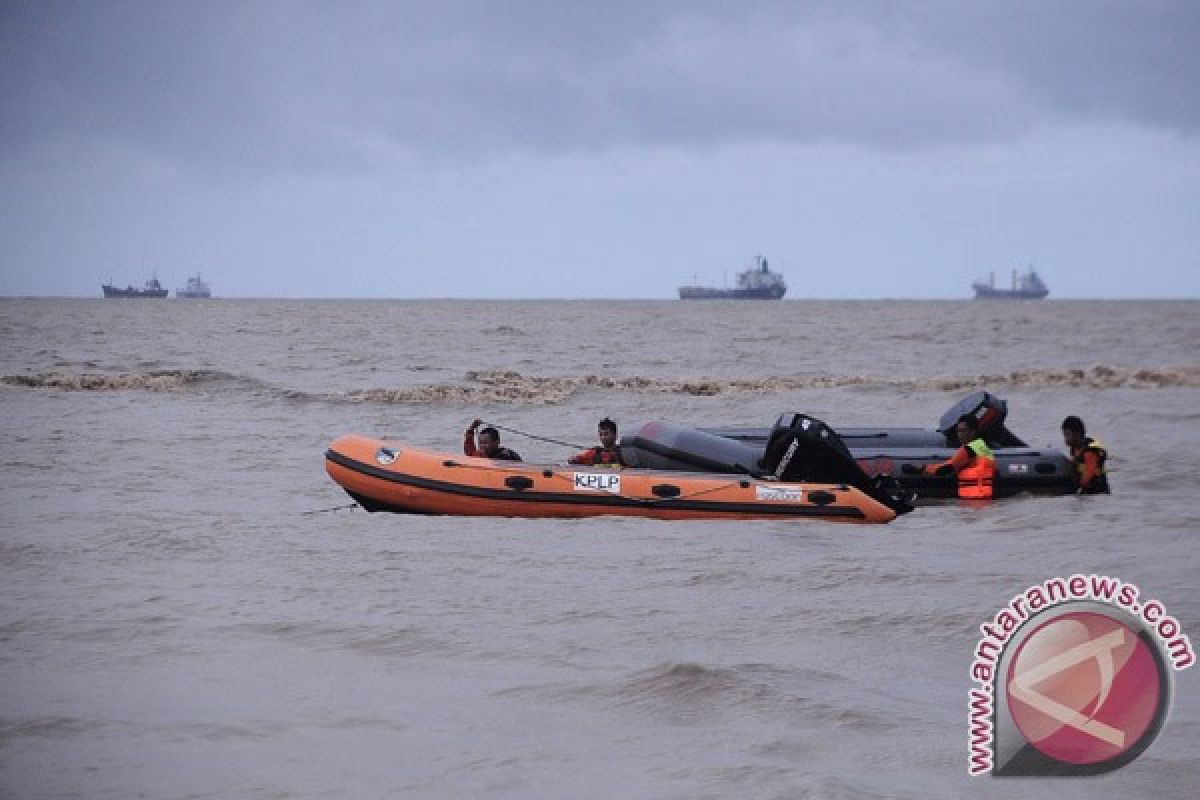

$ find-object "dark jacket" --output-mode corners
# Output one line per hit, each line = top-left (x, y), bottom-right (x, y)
(464, 431), (521, 461)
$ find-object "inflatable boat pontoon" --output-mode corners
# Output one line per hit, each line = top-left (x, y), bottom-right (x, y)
(325, 414), (915, 523)
(629, 392), (1077, 500)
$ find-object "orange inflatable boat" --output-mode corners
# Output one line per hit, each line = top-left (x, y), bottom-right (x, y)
(324, 434), (905, 524)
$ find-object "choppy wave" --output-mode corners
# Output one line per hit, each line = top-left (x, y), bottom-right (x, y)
(228, 620), (452, 659)
(611, 662), (890, 728)
(617, 661), (774, 705)
(500, 660), (893, 731)
(0, 716), (104, 738)
(342, 365), (1200, 405)
(499, 661), (788, 714)
(1, 369), (246, 392)
(6, 364), (1198, 403)
(480, 325), (526, 336)
(907, 365), (1200, 391)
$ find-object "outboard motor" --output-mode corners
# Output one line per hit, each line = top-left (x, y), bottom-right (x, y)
(763, 413), (864, 484)
(621, 421), (764, 475)
(762, 413), (914, 514)
(937, 391), (1026, 448)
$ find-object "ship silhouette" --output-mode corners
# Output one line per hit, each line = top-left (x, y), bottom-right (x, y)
(679, 255), (786, 299)
(972, 267), (1049, 299)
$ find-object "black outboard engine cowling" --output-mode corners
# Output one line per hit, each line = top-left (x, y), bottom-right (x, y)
(764, 413), (860, 483)
(937, 391), (1026, 448)
(763, 414), (914, 514)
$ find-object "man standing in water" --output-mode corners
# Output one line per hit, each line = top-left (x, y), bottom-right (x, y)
(464, 419), (522, 461)
(1061, 415), (1110, 494)
(923, 414), (996, 500)
(569, 417), (624, 467)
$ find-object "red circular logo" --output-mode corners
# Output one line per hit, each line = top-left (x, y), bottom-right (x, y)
(1006, 611), (1163, 766)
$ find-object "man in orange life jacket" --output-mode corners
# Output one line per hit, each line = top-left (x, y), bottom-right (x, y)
(923, 414), (996, 499)
(1061, 415), (1110, 494)
(464, 419), (522, 461)
(569, 417), (624, 467)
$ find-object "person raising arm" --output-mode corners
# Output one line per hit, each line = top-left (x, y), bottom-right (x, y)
(464, 419), (522, 461)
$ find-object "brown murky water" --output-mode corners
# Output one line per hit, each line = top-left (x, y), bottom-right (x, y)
(2, 298), (1197, 798)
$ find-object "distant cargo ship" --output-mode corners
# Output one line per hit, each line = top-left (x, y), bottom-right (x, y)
(176, 274), (212, 298)
(679, 255), (787, 299)
(972, 268), (1049, 300)
(102, 275), (169, 298)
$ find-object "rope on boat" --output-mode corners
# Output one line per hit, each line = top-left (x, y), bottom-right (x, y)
(539, 469), (751, 506)
(445, 422), (774, 507)
(300, 502), (360, 516)
(481, 422), (765, 505)
(481, 421), (587, 451)
(656, 479), (755, 504)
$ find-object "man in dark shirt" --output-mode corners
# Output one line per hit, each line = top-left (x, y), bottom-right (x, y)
(464, 419), (522, 461)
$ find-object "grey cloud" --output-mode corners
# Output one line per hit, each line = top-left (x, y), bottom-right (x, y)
(873, 0), (1200, 133)
(2, 1), (1197, 173)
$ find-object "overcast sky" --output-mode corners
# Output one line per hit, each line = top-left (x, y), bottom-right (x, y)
(2, 1), (1198, 298)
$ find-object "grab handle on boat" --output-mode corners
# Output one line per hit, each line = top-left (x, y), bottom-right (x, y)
(505, 475), (535, 491)
(651, 484), (681, 498)
(807, 490), (837, 506)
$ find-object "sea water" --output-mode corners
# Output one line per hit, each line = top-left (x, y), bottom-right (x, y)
(1, 298), (1197, 799)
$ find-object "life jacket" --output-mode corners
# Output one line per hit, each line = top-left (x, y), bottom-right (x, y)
(1072, 437), (1110, 494)
(957, 438), (996, 499)
(589, 446), (623, 469)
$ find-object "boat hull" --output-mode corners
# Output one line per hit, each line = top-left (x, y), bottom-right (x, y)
(851, 447), (1074, 498)
(324, 436), (898, 523)
(971, 285), (1049, 300)
(682, 426), (1075, 499)
(176, 274), (212, 298)
(678, 286), (786, 299)
(102, 285), (169, 298)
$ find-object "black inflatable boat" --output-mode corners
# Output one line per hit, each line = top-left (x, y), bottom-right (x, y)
(621, 392), (1076, 500)
(621, 413), (915, 515)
